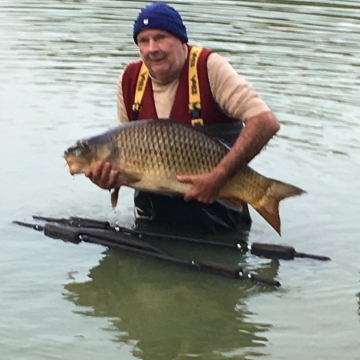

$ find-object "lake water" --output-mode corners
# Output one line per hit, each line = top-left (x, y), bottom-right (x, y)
(1, 1), (359, 359)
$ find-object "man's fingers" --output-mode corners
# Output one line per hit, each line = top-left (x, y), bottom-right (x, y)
(183, 187), (200, 202)
(184, 193), (214, 203)
(99, 162), (111, 183)
(87, 161), (104, 182)
(85, 162), (119, 190)
(176, 175), (193, 184)
(183, 192), (194, 202)
(85, 170), (93, 179)
(108, 170), (121, 188)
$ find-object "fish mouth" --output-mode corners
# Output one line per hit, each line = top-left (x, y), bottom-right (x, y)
(63, 154), (82, 175)
(68, 166), (76, 176)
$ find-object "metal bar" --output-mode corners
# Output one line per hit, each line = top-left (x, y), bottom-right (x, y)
(114, 225), (248, 251)
(44, 223), (170, 256)
(12, 221), (44, 231)
(294, 251), (331, 261)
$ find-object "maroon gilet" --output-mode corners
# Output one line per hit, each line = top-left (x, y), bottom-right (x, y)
(121, 46), (237, 124)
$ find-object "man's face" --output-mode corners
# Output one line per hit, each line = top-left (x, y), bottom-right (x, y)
(137, 29), (187, 83)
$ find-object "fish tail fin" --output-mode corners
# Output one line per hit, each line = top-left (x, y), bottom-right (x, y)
(254, 199), (281, 235)
(253, 180), (306, 235)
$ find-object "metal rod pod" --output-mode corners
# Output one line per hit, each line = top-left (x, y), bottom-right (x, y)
(250, 242), (295, 260)
(12, 221), (44, 231)
(293, 252), (331, 261)
(14, 219), (281, 286)
(44, 223), (82, 244)
(68, 217), (111, 229)
(197, 260), (244, 279)
(198, 261), (281, 287)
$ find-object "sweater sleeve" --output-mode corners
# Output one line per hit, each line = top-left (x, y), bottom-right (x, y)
(117, 72), (129, 124)
(207, 52), (270, 122)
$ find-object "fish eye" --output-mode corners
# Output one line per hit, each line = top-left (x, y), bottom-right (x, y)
(76, 140), (85, 148)
(65, 140), (90, 157)
(74, 148), (83, 157)
(76, 140), (90, 151)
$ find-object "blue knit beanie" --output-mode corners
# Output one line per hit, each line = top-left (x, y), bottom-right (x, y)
(133, 3), (188, 44)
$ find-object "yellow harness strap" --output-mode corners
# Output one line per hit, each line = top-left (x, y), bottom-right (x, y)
(132, 62), (149, 120)
(188, 46), (203, 126)
(132, 46), (204, 125)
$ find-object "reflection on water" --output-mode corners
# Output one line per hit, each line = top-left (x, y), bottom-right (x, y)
(63, 250), (279, 360)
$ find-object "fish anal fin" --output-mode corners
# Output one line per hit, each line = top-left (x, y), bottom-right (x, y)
(110, 187), (120, 208)
(219, 197), (244, 211)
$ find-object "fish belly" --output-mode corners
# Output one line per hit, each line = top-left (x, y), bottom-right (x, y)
(128, 172), (190, 196)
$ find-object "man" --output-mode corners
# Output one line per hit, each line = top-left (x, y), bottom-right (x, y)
(86, 2), (280, 233)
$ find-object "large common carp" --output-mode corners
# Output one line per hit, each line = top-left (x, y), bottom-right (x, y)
(63, 119), (305, 235)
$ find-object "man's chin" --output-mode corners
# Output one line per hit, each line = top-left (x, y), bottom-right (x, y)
(150, 66), (170, 79)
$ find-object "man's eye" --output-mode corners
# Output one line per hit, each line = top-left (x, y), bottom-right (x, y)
(156, 34), (166, 41)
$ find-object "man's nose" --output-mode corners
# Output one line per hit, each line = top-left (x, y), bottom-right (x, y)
(148, 39), (159, 52)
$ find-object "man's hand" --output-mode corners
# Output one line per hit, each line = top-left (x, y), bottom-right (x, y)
(177, 170), (227, 203)
(85, 161), (126, 190)
(177, 112), (280, 204)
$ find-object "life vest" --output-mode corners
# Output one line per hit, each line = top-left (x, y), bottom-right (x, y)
(121, 45), (238, 126)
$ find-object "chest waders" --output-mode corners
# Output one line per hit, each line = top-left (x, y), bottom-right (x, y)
(131, 47), (251, 233)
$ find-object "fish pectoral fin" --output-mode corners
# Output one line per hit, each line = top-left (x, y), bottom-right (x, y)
(219, 197), (244, 211)
(118, 169), (143, 184)
(110, 187), (120, 208)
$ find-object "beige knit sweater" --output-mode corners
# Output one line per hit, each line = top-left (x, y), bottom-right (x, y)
(117, 52), (270, 124)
